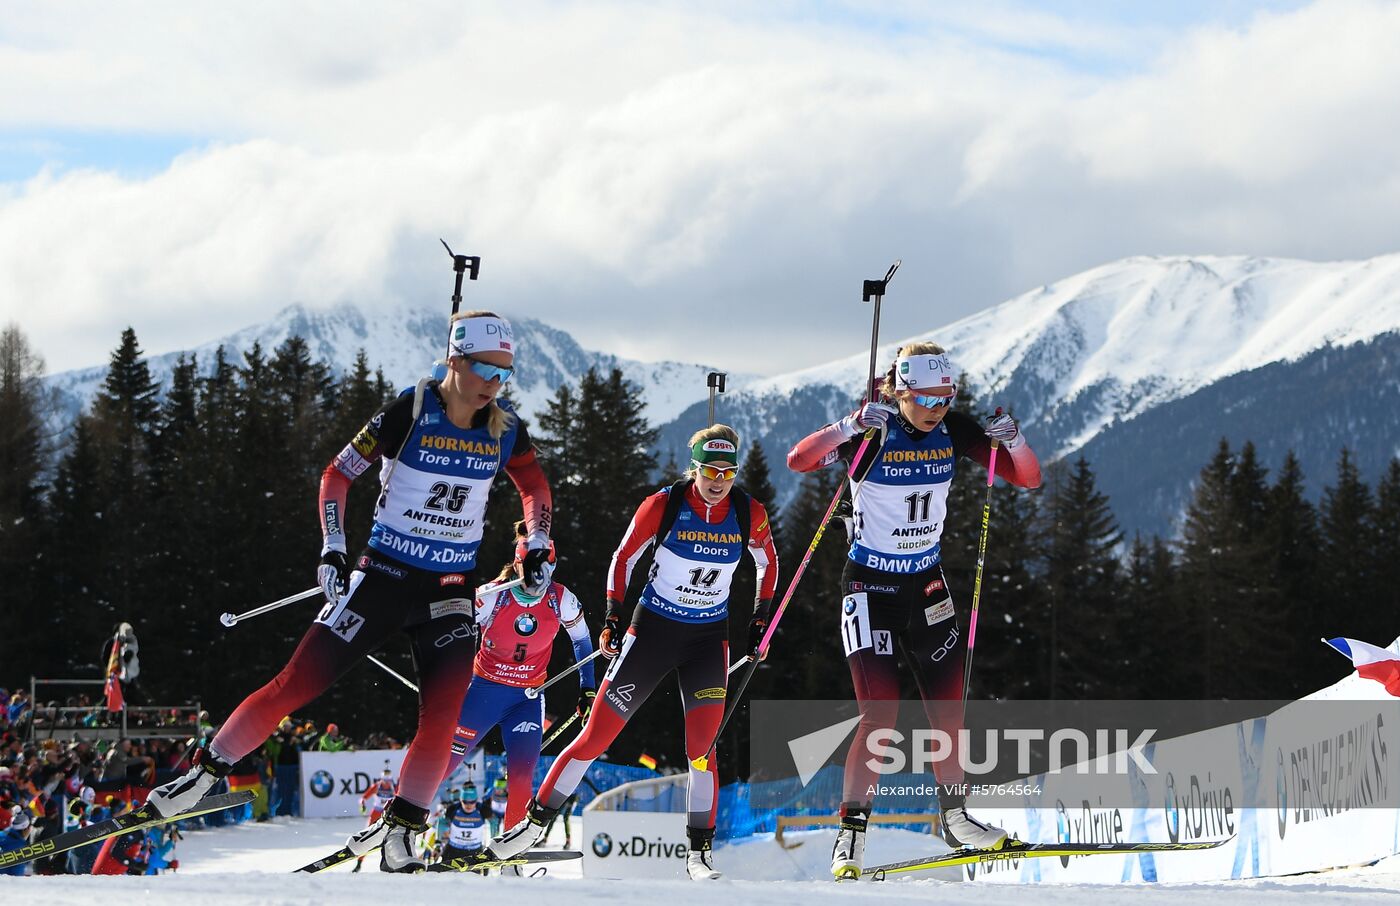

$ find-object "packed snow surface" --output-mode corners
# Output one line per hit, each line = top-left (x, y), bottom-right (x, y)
(7, 815), (1399, 904)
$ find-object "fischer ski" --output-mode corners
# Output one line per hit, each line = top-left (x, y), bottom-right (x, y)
(295, 846), (580, 873)
(0, 790), (254, 870)
(865, 837), (1233, 878)
(429, 849), (582, 873)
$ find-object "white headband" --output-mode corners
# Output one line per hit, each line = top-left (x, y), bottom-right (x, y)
(447, 316), (514, 358)
(895, 353), (955, 390)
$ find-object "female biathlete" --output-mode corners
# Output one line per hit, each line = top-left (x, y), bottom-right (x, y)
(148, 312), (555, 873)
(487, 426), (779, 880)
(438, 523), (597, 847)
(787, 343), (1042, 880)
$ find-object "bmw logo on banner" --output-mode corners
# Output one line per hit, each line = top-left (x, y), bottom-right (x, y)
(310, 770), (334, 799)
(592, 832), (613, 858)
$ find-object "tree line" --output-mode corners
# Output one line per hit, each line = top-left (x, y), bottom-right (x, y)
(2, 323), (1397, 781)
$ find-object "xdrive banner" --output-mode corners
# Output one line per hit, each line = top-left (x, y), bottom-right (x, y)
(299, 749), (408, 819)
(749, 691), (1400, 880)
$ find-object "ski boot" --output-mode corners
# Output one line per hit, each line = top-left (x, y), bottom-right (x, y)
(486, 798), (556, 861)
(146, 747), (232, 819)
(941, 798), (1008, 851)
(685, 826), (721, 880)
(379, 798), (429, 873)
(830, 807), (868, 881)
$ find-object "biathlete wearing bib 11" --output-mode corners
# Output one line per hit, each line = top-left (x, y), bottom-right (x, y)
(788, 357), (1040, 875)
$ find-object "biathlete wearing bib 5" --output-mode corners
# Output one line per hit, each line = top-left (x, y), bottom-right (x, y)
(788, 406), (1041, 810)
(444, 579), (596, 828)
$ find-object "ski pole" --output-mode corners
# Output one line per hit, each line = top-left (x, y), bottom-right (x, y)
(540, 711), (580, 751)
(961, 418), (1001, 711)
(367, 655), (419, 693)
(694, 260), (900, 772)
(525, 649), (605, 699)
(219, 587), (321, 627)
(219, 575), (522, 630)
(706, 372), (726, 426)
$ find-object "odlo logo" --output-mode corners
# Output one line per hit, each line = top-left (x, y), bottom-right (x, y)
(310, 770), (334, 799)
(592, 833), (614, 857)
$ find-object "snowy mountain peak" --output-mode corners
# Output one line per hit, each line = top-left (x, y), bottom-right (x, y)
(745, 252), (1400, 455)
(46, 301), (755, 428)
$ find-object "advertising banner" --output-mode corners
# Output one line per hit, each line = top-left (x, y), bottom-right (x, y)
(581, 810), (689, 879)
(300, 749), (408, 819)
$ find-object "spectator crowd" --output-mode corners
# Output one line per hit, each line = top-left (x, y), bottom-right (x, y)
(3, 683), (392, 876)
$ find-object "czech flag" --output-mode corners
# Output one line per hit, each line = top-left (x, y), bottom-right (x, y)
(637, 753), (657, 771)
(1323, 637), (1400, 697)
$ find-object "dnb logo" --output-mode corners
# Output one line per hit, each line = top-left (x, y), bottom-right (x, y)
(515, 613), (538, 636)
(592, 832), (614, 858)
(310, 770), (334, 799)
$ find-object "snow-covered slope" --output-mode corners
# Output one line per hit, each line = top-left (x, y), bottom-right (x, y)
(45, 253), (1400, 536)
(47, 302), (754, 429)
(747, 253), (1400, 454)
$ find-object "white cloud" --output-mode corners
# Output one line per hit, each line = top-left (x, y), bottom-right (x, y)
(1, 0), (1399, 378)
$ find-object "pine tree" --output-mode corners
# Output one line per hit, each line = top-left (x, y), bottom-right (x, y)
(87, 328), (161, 636)
(0, 325), (55, 671)
(1264, 451), (1324, 696)
(1373, 459), (1400, 646)
(966, 476), (1044, 699)
(1037, 457), (1123, 699)
(1320, 448), (1379, 641)
(1120, 534), (1177, 698)
(1175, 440), (1282, 698)
(46, 418), (111, 675)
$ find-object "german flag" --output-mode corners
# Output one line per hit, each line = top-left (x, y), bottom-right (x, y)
(638, 753), (657, 771)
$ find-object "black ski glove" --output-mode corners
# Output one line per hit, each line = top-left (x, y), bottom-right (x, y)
(577, 687), (596, 721)
(318, 546), (350, 602)
(748, 598), (773, 660)
(599, 601), (625, 658)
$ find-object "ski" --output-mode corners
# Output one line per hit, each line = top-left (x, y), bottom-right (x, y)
(296, 846), (580, 873)
(0, 790), (254, 870)
(429, 850), (582, 873)
(865, 837), (1233, 878)
(294, 845), (361, 873)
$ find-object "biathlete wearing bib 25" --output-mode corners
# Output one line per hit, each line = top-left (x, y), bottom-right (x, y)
(788, 403), (1040, 827)
(443, 579), (596, 828)
(205, 383), (550, 812)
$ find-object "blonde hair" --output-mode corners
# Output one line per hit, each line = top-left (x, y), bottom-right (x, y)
(684, 424), (740, 478)
(879, 341), (946, 401)
(451, 310), (516, 440)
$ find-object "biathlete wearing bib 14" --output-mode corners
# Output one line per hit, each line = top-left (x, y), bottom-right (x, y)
(533, 482), (778, 832)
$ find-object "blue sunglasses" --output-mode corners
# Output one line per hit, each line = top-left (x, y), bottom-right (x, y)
(911, 390), (955, 409)
(466, 358), (514, 384)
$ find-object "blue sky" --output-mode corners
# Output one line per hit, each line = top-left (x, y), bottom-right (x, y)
(1, 0), (1396, 376)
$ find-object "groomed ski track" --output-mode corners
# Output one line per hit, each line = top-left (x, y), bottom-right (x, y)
(6, 815), (1399, 904)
